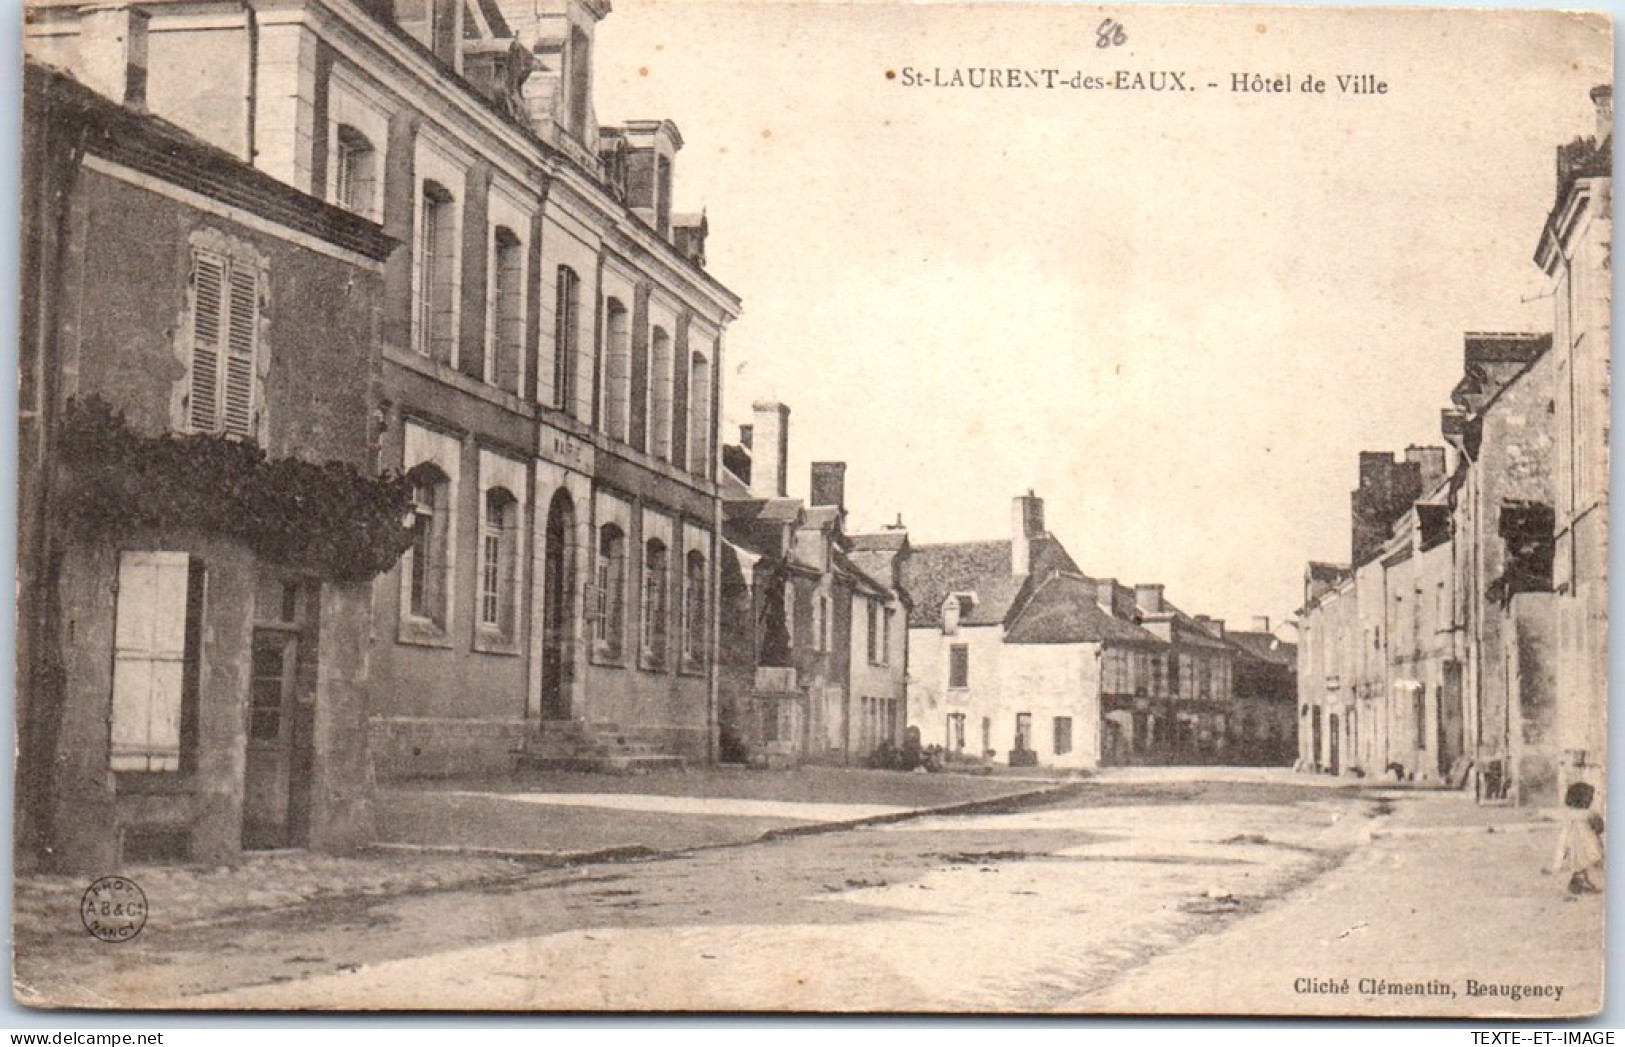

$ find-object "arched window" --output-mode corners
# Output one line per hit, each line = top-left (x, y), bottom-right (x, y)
(594, 523), (627, 660)
(642, 539), (669, 666)
(489, 227), (523, 393)
(648, 326), (673, 462)
(416, 181), (456, 362)
(405, 464), (451, 626)
(602, 298), (631, 440)
(333, 125), (376, 217)
(688, 350), (712, 477)
(479, 487), (519, 639)
(553, 266), (580, 414)
(684, 549), (707, 669)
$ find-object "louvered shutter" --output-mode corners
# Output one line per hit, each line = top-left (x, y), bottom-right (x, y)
(223, 264), (258, 437)
(188, 252), (225, 432)
(110, 552), (191, 772)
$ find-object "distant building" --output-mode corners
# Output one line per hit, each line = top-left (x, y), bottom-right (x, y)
(905, 492), (1235, 770)
(717, 403), (909, 766)
(1226, 620), (1298, 766)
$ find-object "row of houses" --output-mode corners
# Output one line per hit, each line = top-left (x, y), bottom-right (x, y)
(1296, 86), (1611, 807)
(904, 493), (1297, 771)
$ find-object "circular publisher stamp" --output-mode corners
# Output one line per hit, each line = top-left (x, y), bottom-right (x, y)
(80, 877), (147, 943)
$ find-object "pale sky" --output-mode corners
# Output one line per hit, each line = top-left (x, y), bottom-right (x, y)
(593, 3), (1611, 630)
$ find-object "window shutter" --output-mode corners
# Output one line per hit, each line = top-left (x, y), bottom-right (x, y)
(223, 264), (258, 437)
(189, 251), (226, 432)
(110, 552), (191, 771)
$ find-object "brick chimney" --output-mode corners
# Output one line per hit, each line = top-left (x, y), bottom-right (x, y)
(810, 462), (846, 511)
(1011, 490), (1044, 577)
(750, 401), (789, 499)
(1252, 616), (1271, 633)
(77, 4), (151, 109)
(1135, 584), (1165, 615)
(1593, 84), (1613, 142)
(1096, 578), (1117, 614)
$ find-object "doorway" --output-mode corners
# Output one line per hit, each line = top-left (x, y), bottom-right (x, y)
(1327, 712), (1341, 775)
(540, 489), (576, 721)
(243, 578), (316, 850)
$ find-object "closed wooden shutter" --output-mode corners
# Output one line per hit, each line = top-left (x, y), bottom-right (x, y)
(224, 264), (258, 437)
(188, 252), (225, 432)
(110, 552), (192, 772)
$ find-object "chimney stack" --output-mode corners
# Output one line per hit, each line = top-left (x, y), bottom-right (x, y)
(77, 4), (150, 110)
(810, 462), (846, 511)
(1096, 578), (1117, 614)
(1593, 84), (1613, 142)
(1135, 583), (1165, 615)
(1252, 615), (1271, 633)
(1404, 445), (1447, 495)
(1011, 490), (1044, 576)
(749, 402), (789, 499)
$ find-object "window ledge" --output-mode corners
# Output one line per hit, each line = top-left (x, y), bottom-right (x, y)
(591, 648), (628, 668)
(114, 771), (194, 795)
(398, 618), (454, 649)
(473, 629), (521, 656)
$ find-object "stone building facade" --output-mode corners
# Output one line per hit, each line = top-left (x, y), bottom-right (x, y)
(1298, 86), (1610, 804)
(19, 61), (393, 870)
(26, 0), (742, 778)
(716, 402), (910, 766)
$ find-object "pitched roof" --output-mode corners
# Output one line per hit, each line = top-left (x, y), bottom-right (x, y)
(834, 548), (892, 599)
(1228, 630), (1298, 666)
(26, 63), (395, 262)
(902, 536), (1081, 628)
(1004, 574), (1165, 646)
(849, 531), (908, 552)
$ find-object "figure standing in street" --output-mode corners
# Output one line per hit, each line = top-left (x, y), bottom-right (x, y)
(1549, 781), (1605, 895)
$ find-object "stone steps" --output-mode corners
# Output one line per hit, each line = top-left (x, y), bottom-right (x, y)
(513, 721), (688, 776)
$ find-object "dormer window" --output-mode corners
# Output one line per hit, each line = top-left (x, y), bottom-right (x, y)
(942, 591), (976, 635)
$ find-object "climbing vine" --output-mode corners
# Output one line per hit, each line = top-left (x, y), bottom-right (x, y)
(56, 397), (415, 582)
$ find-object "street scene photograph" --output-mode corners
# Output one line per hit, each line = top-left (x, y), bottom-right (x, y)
(10, 0), (1615, 1017)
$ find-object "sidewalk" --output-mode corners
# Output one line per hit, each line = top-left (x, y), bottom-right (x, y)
(374, 765), (1066, 856)
(1081, 787), (1605, 1018)
(13, 767), (1063, 941)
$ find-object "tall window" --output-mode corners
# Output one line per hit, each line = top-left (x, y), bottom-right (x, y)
(683, 550), (707, 668)
(406, 466), (451, 627)
(489, 228), (523, 393)
(110, 552), (204, 772)
(416, 182), (456, 361)
(594, 524), (627, 660)
(866, 600), (881, 665)
(603, 298), (631, 439)
(649, 326), (673, 461)
(947, 713), (966, 752)
(1053, 716), (1074, 756)
(642, 539), (669, 666)
(187, 248), (259, 438)
(688, 350), (712, 477)
(479, 488), (518, 639)
(333, 126), (376, 217)
(883, 607), (895, 665)
(1014, 712), (1033, 753)
(948, 644), (969, 689)
(553, 266), (580, 414)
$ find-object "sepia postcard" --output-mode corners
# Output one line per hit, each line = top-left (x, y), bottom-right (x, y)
(11, 0), (1614, 1017)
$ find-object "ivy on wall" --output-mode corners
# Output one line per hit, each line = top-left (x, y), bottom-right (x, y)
(57, 397), (415, 582)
